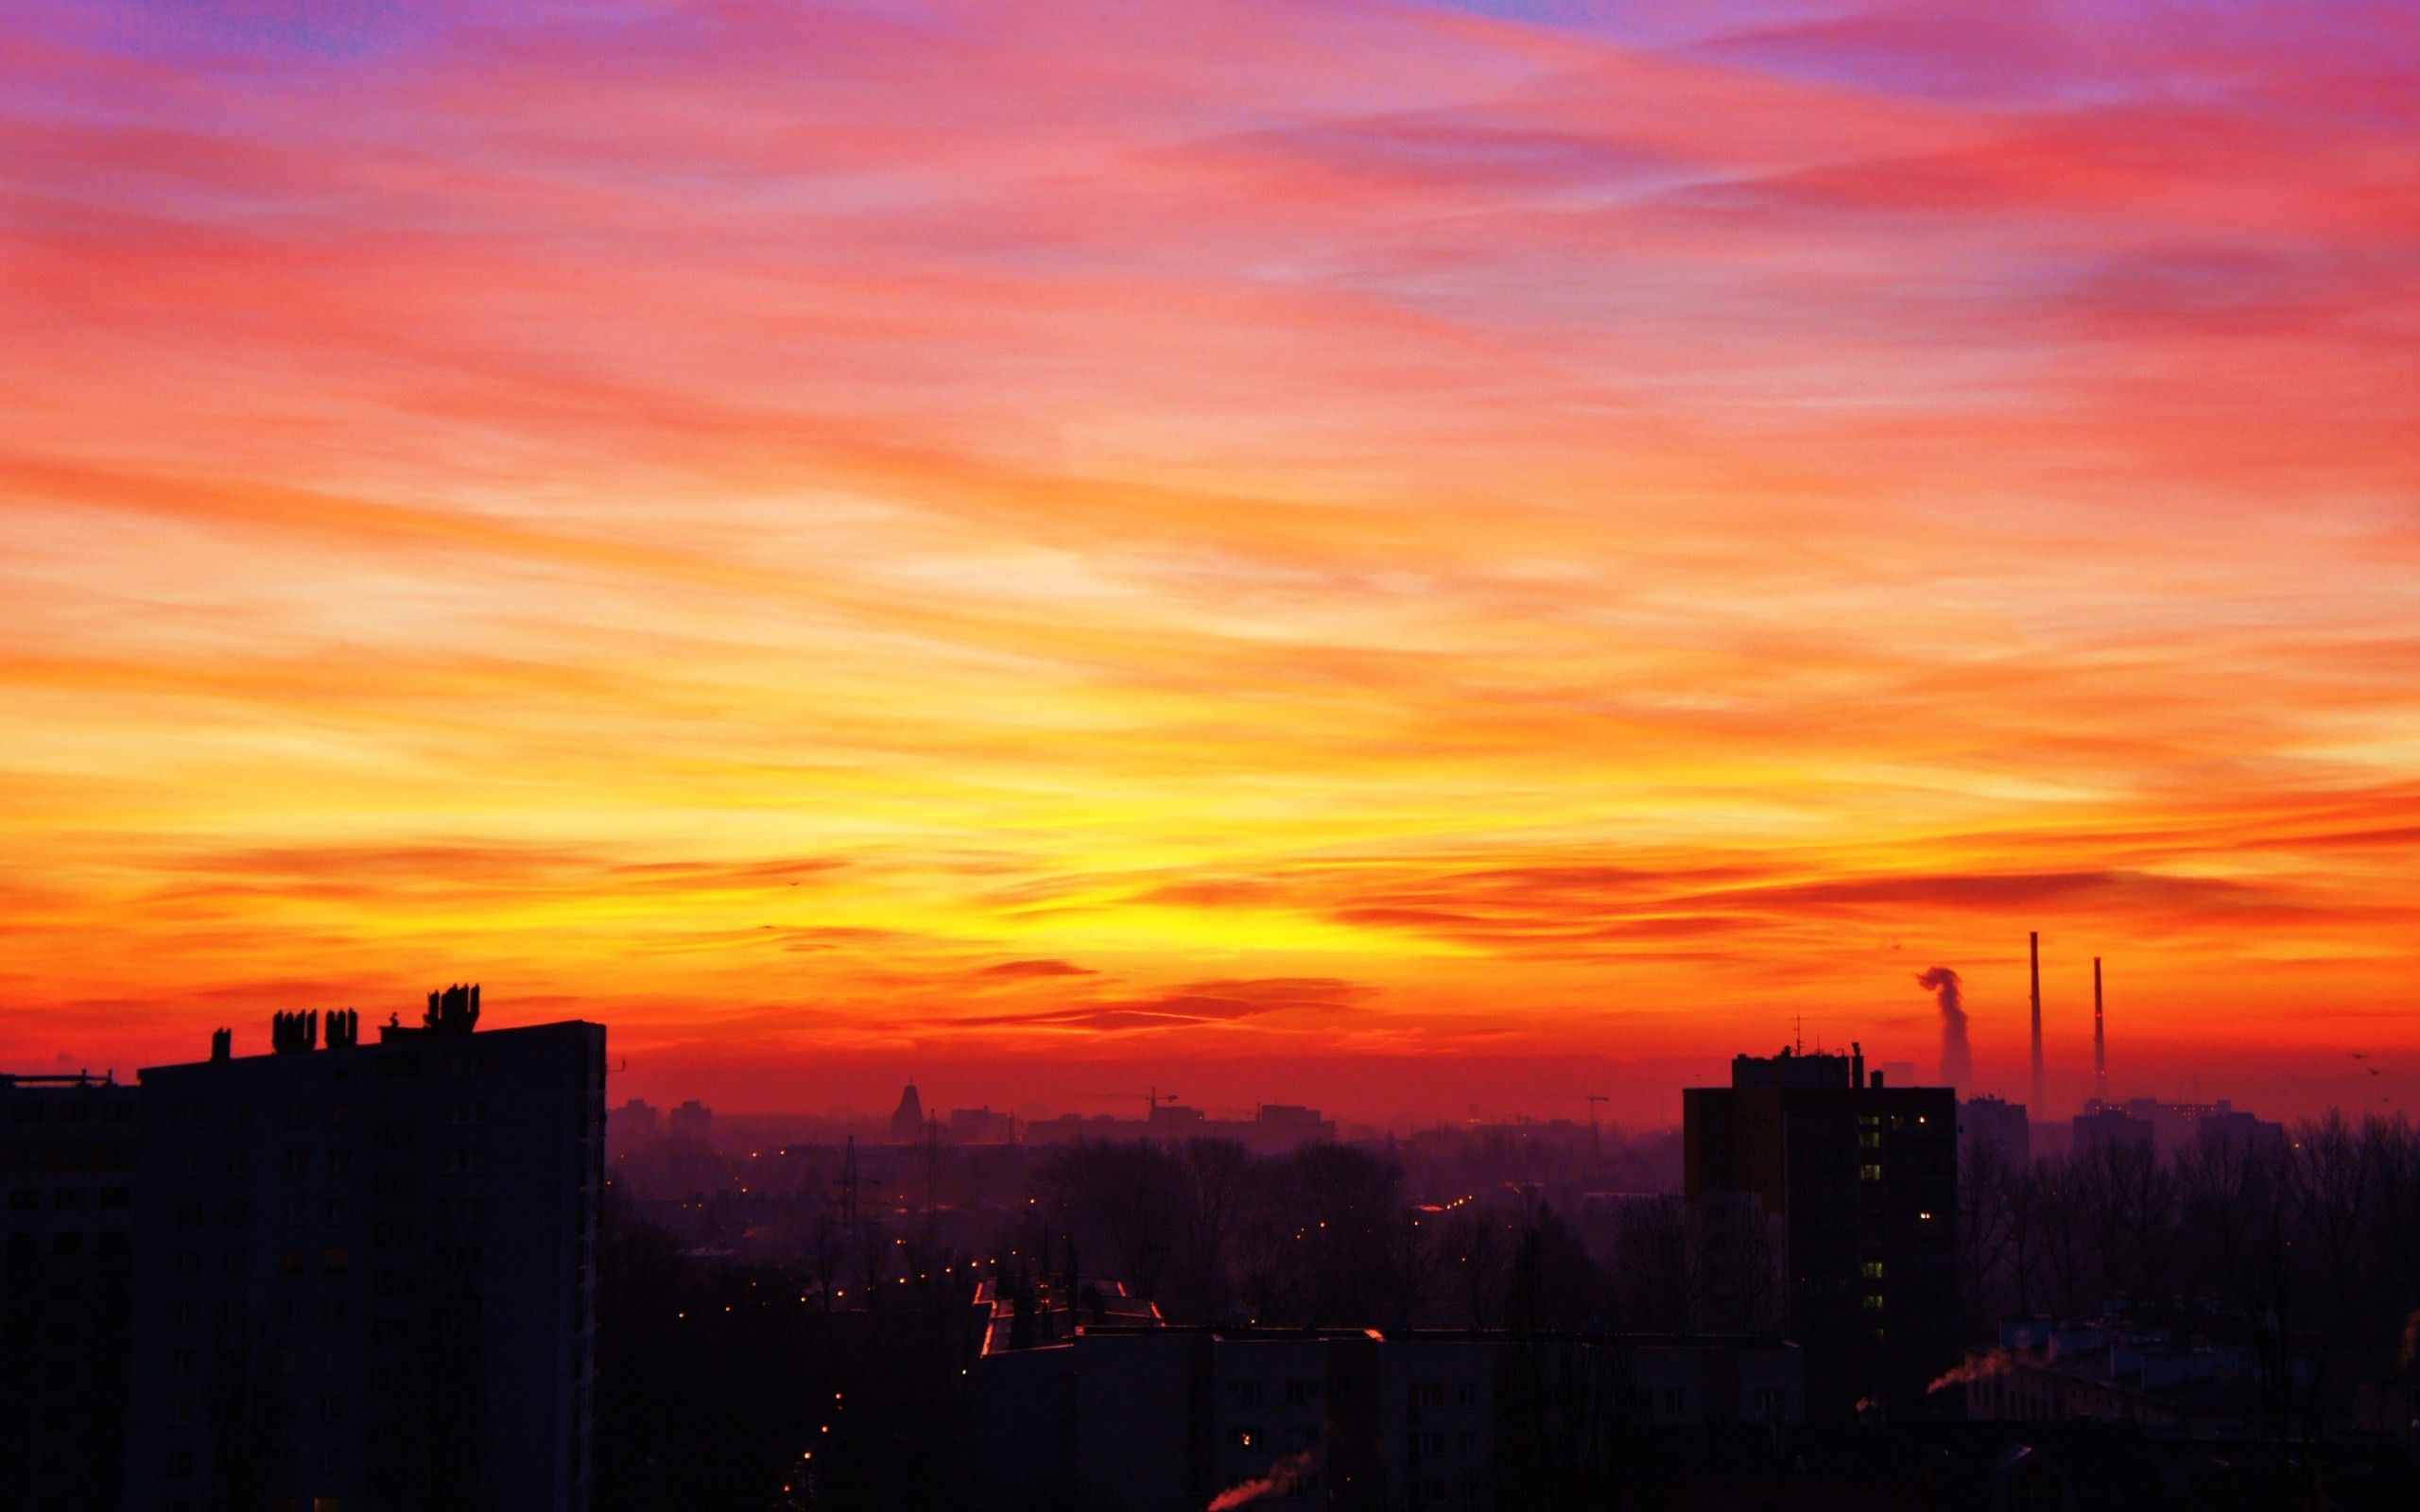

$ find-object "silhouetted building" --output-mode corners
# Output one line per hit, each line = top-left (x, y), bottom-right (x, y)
(666, 1097), (713, 1143)
(1684, 1043), (1959, 1419)
(0, 1071), (138, 1512)
(1960, 1095), (2031, 1170)
(121, 992), (605, 1512)
(890, 1082), (925, 1144)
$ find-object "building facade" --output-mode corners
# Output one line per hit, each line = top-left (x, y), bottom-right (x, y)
(0, 1072), (139, 1512)
(120, 992), (606, 1512)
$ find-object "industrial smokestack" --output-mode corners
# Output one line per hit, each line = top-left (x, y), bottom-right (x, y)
(2093, 957), (2106, 1107)
(2029, 931), (2044, 1114)
(1915, 967), (1971, 1089)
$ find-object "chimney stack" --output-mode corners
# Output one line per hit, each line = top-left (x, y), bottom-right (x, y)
(2029, 931), (2044, 1114)
(2093, 957), (2106, 1107)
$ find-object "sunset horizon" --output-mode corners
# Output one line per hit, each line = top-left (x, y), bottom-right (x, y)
(8, 0), (2417, 1125)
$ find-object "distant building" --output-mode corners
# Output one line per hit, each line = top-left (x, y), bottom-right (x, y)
(1027, 1103), (1337, 1153)
(0, 1071), (138, 1511)
(2197, 1107), (2288, 1160)
(1684, 1043), (1959, 1419)
(1959, 1308), (2289, 1437)
(2071, 1106), (2155, 1158)
(890, 1082), (925, 1144)
(2076, 1097), (2283, 1163)
(947, 1106), (1012, 1144)
(609, 1098), (660, 1152)
(1252, 1105), (1334, 1145)
(121, 990), (605, 1512)
(1959, 1095), (2031, 1170)
(667, 1097), (714, 1143)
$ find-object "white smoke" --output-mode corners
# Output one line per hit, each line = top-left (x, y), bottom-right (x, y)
(1209, 1452), (1315, 1511)
(1915, 967), (1971, 1089)
(1927, 1349), (2016, 1395)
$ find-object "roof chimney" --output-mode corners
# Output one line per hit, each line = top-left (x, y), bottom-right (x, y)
(2029, 931), (2044, 1114)
(2093, 957), (2106, 1106)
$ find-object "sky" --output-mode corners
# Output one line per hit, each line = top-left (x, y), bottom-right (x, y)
(3, 0), (2416, 1123)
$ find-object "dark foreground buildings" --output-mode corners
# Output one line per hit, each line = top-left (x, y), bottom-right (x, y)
(4, 987), (604, 1512)
(972, 1314), (1804, 1511)
(1684, 1044), (1958, 1420)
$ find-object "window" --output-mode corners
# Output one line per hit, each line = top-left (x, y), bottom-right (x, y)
(1862, 1294), (1886, 1312)
(1860, 1261), (1885, 1279)
(6, 1189), (33, 1211)
(1858, 1164), (1883, 1181)
(53, 1187), (86, 1211)
(1665, 1388), (1685, 1418)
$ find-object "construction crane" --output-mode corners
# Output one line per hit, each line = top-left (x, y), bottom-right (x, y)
(1082, 1090), (1180, 1122)
(1582, 1094), (1609, 1154)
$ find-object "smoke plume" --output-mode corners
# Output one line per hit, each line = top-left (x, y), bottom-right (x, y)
(1927, 1349), (2016, 1395)
(1915, 967), (1971, 1089)
(1209, 1452), (1315, 1511)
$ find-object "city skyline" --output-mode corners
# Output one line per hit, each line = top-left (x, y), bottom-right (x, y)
(7, 2), (2419, 1117)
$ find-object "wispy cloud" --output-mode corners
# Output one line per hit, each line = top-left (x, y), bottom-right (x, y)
(0, 1), (2414, 1088)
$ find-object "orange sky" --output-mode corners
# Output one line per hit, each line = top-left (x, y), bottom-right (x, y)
(3, 2), (2416, 1120)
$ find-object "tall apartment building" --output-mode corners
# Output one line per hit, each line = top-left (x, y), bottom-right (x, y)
(121, 988), (606, 1512)
(0, 1072), (138, 1512)
(1684, 1044), (1958, 1419)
